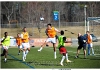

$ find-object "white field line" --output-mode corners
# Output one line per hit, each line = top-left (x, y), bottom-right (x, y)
(45, 47), (100, 57)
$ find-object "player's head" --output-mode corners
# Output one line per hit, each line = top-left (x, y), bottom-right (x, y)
(23, 27), (26, 32)
(78, 33), (81, 37)
(60, 30), (64, 35)
(17, 33), (20, 37)
(47, 24), (52, 29)
(4, 32), (8, 36)
(86, 31), (90, 35)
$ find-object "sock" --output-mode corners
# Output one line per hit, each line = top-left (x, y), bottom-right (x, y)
(91, 48), (94, 55)
(23, 51), (26, 60)
(66, 53), (68, 60)
(26, 50), (29, 55)
(60, 56), (65, 63)
(54, 52), (57, 59)
(19, 51), (20, 54)
(5, 58), (7, 61)
(39, 47), (43, 51)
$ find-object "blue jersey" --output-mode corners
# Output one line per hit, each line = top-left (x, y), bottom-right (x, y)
(78, 35), (86, 45)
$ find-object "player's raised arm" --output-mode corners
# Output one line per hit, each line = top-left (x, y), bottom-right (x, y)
(54, 28), (60, 33)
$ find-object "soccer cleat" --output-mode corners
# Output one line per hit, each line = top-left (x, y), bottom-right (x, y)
(60, 62), (64, 66)
(38, 49), (41, 52)
(75, 56), (79, 58)
(67, 60), (72, 63)
(23, 59), (25, 61)
(18, 53), (20, 55)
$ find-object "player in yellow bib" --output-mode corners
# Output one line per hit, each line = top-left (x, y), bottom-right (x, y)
(21, 27), (30, 61)
(1, 32), (10, 62)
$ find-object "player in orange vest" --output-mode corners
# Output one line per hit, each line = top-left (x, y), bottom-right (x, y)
(16, 33), (23, 55)
(38, 24), (60, 59)
(21, 27), (30, 61)
(86, 31), (94, 55)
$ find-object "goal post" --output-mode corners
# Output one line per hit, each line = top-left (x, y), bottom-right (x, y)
(87, 17), (100, 31)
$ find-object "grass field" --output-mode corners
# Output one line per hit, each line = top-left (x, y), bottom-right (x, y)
(1, 46), (100, 69)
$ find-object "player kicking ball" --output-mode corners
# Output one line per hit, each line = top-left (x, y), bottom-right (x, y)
(58, 30), (72, 66)
(38, 24), (60, 59)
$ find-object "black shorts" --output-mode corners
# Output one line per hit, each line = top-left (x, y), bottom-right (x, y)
(78, 44), (86, 50)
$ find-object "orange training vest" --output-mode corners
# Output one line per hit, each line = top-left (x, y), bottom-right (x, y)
(16, 37), (22, 46)
(47, 27), (56, 38)
(87, 35), (92, 44)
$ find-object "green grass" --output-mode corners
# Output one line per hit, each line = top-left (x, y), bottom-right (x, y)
(1, 46), (100, 69)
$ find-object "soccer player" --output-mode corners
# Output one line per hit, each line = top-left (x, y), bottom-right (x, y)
(75, 33), (87, 59)
(38, 24), (60, 59)
(86, 31), (94, 55)
(58, 30), (72, 66)
(16, 33), (23, 55)
(21, 27), (30, 61)
(1, 32), (10, 62)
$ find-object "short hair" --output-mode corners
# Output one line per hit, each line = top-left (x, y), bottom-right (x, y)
(23, 27), (26, 29)
(86, 31), (90, 33)
(4, 32), (8, 35)
(60, 30), (64, 35)
(47, 24), (51, 26)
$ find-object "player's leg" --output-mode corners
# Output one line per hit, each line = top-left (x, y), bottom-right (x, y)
(59, 47), (72, 66)
(38, 38), (50, 52)
(3, 46), (9, 62)
(53, 43), (57, 59)
(90, 43), (94, 55)
(75, 45), (82, 58)
(87, 44), (91, 55)
(4, 49), (8, 62)
(83, 44), (87, 58)
(22, 43), (26, 61)
(52, 37), (57, 59)
(59, 47), (66, 66)
(60, 53), (65, 66)
(25, 42), (30, 55)
(18, 45), (23, 55)
(18, 46), (20, 55)
(1, 49), (6, 56)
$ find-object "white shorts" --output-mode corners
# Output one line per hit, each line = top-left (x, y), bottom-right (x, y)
(22, 42), (30, 49)
(18, 45), (22, 49)
(46, 37), (56, 44)
(2, 46), (9, 50)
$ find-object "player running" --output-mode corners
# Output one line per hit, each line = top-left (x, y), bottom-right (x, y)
(21, 27), (30, 61)
(16, 33), (23, 55)
(86, 31), (94, 55)
(1, 32), (10, 62)
(38, 24), (60, 59)
(58, 30), (72, 66)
